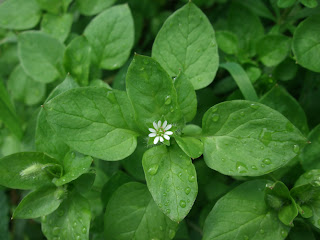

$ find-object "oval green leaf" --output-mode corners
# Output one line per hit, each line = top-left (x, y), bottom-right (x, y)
(203, 180), (290, 240)
(104, 182), (178, 240)
(152, 2), (219, 90)
(202, 100), (307, 176)
(142, 144), (198, 222)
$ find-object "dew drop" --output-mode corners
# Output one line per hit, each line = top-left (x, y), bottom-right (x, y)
(159, 204), (162, 208)
(281, 230), (288, 238)
(57, 210), (64, 217)
(261, 164), (265, 168)
(169, 229), (176, 239)
(259, 128), (272, 146)
(250, 103), (259, 110)
(221, 158), (226, 162)
(82, 227), (87, 234)
(188, 175), (195, 182)
(170, 106), (174, 112)
(262, 158), (272, 165)
(236, 162), (248, 173)
(71, 152), (75, 158)
(212, 107), (218, 113)
(165, 96), (172, 105)
(148, 165), (159, 175)
(76, 235), (81, 240)
(107, 91), (116, 103)
(251, 165), (258, 170)
(166, 209), (171, 214)
(28, 209), (33, 214)
(143, 59), (149, 65)
(178, 172), (182, 178)
(212, 114), (220, 122)
(52, 227), (60, 235)
(41, 216), (47, 223)
(240, 111), (245, 117)
(73, 221), (77, 227)
(243, 235), (249, 240)
(293, 144), (300, 154)
(259, 229), (265, 234)
(179, 200), (186, 208)
(185, 187), (191, 195)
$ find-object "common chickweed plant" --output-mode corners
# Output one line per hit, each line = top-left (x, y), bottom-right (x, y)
(0, 0), (320, 239)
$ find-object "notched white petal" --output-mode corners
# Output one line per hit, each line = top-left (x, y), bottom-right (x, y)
(149, 133), (156, 137)
(157, 120), (162, 128)
(154, 136), (160, 144)
(164, 134), (170, 140)
(149, 128), (156, 133)
(164, 124), (172, 130)
(153, 122), (158, 130)
(165, 131), (173, 135)
(162, 120), (167, 128)
(160, 136), (164, 142)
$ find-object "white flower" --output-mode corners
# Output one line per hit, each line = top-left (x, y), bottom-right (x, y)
(148, 120), (173, 144)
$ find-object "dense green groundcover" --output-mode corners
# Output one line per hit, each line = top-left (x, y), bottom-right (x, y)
(0, 0), (320, 239)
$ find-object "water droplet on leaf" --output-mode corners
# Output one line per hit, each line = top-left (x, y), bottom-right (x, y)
(148, 165), (159, 175)
(293, 144), (300, 154)
(250, 103), (259, 110)
(251, 165), (258, 170)
(82, 227), (87, 234)
(179, 200), (186, 208)
(236, 162), (248, 173)
(262, 158), (272, 165)
(188, 175), (195, 182)
(212, 114), (220, 122)
(169, 229), (176, 239)
(165, 96), (172, 105)
(185, 187), (191, 195)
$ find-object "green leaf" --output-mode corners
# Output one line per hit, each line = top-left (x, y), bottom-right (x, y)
(202, 100), (307, 176)
(0, 0), (41, 30)
(42, 192), (91, 240)
(0, 152), (61, 189)
(292, 170), (320, 228)
(104, 182), (178, 240)
(7, 65), (46, 106)
(256, 34), (291, 67)
(142, 144), (198, 222)
(293, 15), (320, 72)
(300, 0), (318, 8)
(63, 36), (91, 86)
(277, 0), (296, 8)
(152, 2), (219, 90)
(41, 13), (73, 42)
(220, 62), (258, 101)
(265, 181), (298, 226)
(52, 151), (92, 186)
(174, 135), (203, 159)
(301, 124), (320, 170)
(121, 137), (146, 181)
(44, 87), (138, 161)
(174, 72), (197, 123)
(273, 58), (298, 81)
(0, 191), (9, 240)
(101, 171), (133, 207)
(73, 172), (96, 194)
(126, 55), (182, 132)
(227, 2), (264, 57)
(0, 80), (22, 138)
(13, 186), (64, 219)
(215, 31), (239, 55)
(76, 0), (116, 15)
(84, 4), (134, 70)
(239, 0), (276, 21)
(18, 31), (65, 83)
(36, 0), (72, 14)
(203, 180), (290, 240)
(260, 85), (309, 135)
(35, 76), (79, 160)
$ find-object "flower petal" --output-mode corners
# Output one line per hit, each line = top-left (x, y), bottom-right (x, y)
(164, 134), (170, 140)
(153, 122), (158, 130)
(165, 131), (173, 135)
(164, 124), (172, 130)
(149, 133), (156, 137)
(154, 136), (160, 144)
(157, 120), (162, 128)
(160, 136), (164, 142)
(162, 120), (167, 128)
(149, 128), (156, 133)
